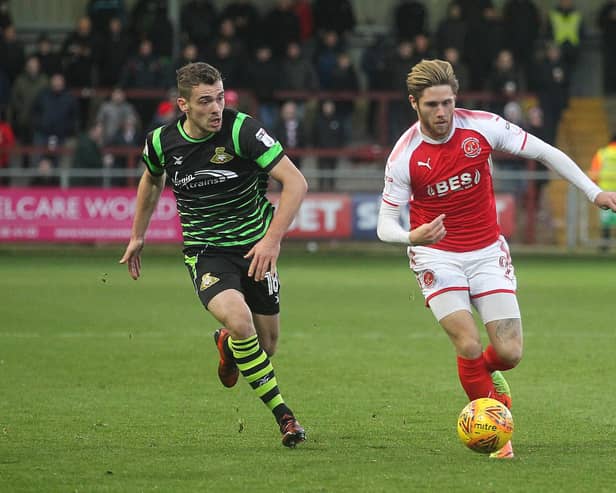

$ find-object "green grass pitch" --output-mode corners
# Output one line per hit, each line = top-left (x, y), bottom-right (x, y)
(1, 246), (615, 492)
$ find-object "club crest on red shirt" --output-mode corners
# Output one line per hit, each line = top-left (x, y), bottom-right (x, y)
(462, 137), (481, 158)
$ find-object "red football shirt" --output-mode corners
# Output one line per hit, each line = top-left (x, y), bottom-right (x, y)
(382, 109), (528, 252)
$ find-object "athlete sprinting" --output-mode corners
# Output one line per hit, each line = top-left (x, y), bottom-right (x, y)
(120, 62), (307, 447)
(377, 59), (616, 458)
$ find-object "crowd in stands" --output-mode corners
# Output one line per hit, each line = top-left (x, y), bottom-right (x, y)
(1, 0), (616, 190)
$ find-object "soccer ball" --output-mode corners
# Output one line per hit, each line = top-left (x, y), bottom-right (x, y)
(457, 397), (514, 454)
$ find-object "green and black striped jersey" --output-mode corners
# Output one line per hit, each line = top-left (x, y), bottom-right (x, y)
(142, 108), (285, 253)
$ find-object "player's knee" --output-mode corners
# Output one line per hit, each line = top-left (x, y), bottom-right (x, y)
(223, 316), (255, 341)
(260, 332), (278, 357)
(262, 342), (277, 357)
(505, 345), (523, 368)
(457, 338), (484, 359)
(496, 343), (523, 369)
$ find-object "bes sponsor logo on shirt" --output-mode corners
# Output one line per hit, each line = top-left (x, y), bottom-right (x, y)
(427, 169), (481, 197)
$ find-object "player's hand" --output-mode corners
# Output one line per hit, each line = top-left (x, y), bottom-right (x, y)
(594, 191), (616, 212)
(119, 238), (145, 280)
(244, 236), (281, 282)
(410, 214), (447, 246)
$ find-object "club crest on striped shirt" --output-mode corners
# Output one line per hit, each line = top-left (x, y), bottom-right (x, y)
(210, 147), (233, 164)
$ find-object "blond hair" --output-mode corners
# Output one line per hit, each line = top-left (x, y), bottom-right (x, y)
(176, 62), (222, 99)
(406, 59), (459, 101)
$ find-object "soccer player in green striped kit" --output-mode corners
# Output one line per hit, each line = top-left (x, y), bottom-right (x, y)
(120, 62), (307, 447)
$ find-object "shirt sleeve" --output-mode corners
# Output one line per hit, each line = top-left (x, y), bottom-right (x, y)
(382, 156), (411, 206)
(377, 200), (411, 244)
(515, 133), (602, 203)
(234, 113), (285, 172)
(478, 113), (602, 203)
(142, 127), (165, 176)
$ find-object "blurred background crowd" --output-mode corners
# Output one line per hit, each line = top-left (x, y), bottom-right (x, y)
(1, 0), (616, 191)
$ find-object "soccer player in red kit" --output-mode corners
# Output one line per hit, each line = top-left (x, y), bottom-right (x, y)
(377, 59), (616, 459)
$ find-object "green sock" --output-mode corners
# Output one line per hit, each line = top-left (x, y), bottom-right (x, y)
(228, 334), (291, 421)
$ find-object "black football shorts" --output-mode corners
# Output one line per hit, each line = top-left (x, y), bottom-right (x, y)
(184, 251), (280, 315)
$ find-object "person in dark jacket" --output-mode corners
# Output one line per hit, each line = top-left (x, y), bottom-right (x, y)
(71, 122), (105, 187)
(313, 99), (345, 191)
(31, 73), (79, 168)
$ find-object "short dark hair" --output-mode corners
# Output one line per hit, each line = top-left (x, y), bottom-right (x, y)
(176, 62), (222, 99)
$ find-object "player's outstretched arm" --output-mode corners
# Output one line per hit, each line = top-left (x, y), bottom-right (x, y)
(594, 191), (616, 212)
(245, 156), (307, 281)
(119, 170), (166, 280)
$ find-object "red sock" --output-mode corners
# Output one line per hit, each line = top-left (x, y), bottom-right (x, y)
(457, 355), (495, 401)
(483, 345), (516, 372)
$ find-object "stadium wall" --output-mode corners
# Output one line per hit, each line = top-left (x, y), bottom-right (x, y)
(0, 187), (516, 243)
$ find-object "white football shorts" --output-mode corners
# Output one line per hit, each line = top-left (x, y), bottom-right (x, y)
(408, 235), (520, 323)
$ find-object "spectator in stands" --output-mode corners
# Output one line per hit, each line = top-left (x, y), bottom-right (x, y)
(71, 122), (105, 187)
(120, 38), (168, 124)
(435, 1), (467, 58)
(493, 101), (528, 197)
(413, 33), (435, 60)
(530, 42), (570, 145)
(442, 47), (470, 97)
(361, 33), (394, 136)
(97, 16), (131, 87)
(589, 134), (616, 251)
(147, 88), (181, 132)
(486, 49), (525, 115)
(128, 0), (173, 57)
(220, 0), (261, 48)
(224, 89), (240, 110)
(0, 107), (15, 186)
(383, 40), (418, 143)
(0, 24), (25, 85)
(312, 0), (355, 38)
(107, 113), (142, 186)
(95, 87), (139, 146)
(30, 158), (59, 187)
(457, 0), (494, 20)
(464, 4), (504, 91)
(293, 0), (314, 42)
(501, 0), (541, 83)
(173, 42), (200, 73)
(525, 105), (551, 195)
(7, 56), (48, 148)
(61, 16), (97, 89)
(313, 99), (344, 191)
(207, 17), (246, 61)
(547, 0), (584, 77)
(0, 0), (12, 32)
(32, 34), (62, 77)
(314, 29), (345, 90)
(209, 39), (243, 89)
(392, 0), (427, 43)
(180, 0), (218, 50)
(274, 100), (307, 169)
(279, 41), (319, 117)
(31, 73), (79, 169)
(329, 51), (359, 142)
(261, 0), (301, 58)
(598, 0), (616, 95)
(87, 0), (126, 40)
(243, 44), (280, 130)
